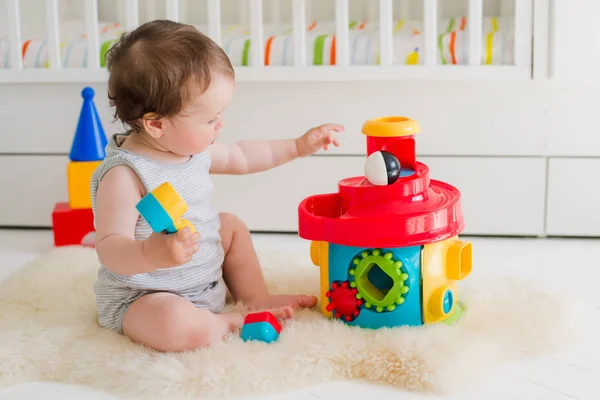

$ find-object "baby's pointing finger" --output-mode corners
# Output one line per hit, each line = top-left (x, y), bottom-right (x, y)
(320, 123), (344, 133)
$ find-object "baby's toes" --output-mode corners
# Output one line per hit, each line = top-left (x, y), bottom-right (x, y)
(295, 295), (318, 308)
(270, 305), (294, 320)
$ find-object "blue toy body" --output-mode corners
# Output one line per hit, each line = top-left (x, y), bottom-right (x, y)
(328, 244), (423, 328)
(241, 321), (280, 343)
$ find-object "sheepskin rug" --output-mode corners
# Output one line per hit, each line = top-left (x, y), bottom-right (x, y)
(0, 246), (590, 400)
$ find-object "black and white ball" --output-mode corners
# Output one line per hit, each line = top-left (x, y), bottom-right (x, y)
(364, 151), (401, 186)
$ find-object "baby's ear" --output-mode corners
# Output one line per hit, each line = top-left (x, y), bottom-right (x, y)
(142, 113), (164, 139)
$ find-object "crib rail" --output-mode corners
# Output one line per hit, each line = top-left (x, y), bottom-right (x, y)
(0, 0), (534, 83)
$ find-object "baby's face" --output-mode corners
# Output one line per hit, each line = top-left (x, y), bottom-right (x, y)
(161, 74), (234, 156)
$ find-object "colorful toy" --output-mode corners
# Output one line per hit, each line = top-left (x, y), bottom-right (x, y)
(51, 203), (95, 247)
(240, 311), (281, 343)
(136, 182), (196, 234)
(52, 87), (107, 247)
(298, 116), (472, 329)
(69, 87), (108, 162)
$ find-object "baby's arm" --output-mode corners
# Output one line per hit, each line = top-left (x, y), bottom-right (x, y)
(94, 165), (200, 276)
(209, 123), (343, 174)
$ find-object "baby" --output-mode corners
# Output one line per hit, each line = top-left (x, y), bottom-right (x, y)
(91, 20), (343, 353)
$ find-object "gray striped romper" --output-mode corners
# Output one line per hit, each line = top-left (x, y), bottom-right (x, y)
(90, 133), (226, 334)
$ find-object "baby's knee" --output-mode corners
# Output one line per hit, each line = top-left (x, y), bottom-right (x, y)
(158, 310), (214, 351)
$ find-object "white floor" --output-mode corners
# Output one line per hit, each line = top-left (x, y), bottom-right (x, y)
(0, 229), (599, 400)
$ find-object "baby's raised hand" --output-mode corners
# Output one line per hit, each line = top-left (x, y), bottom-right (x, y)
(296, 123), (344, 157)
(143, 227), (200, 270)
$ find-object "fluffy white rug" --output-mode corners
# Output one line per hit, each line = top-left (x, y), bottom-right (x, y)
(0, 246), (591, 400)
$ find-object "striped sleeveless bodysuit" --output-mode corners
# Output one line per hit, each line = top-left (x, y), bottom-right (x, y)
(90, 133), (226, 334)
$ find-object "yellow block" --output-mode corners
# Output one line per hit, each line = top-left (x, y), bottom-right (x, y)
(150, 182), (188, 222)
(310, 240), (332, 318)
(67, 161), (101, 209)
(422, 237), (472, 324)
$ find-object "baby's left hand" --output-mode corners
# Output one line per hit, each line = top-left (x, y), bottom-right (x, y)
(296, 123), (344, 157)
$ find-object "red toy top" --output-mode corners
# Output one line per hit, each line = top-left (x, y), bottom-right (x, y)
(243, 311), (282, 333)
(298, 117), (464, 248)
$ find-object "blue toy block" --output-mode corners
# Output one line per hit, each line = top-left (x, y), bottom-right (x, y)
(328, 243), (423, 329)
(240, 321), (280, 343)
(69, 87), (108, 162)
(135, 193), (178, 234)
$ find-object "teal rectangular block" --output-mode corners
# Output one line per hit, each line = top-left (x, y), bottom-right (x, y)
(135, 193), (177, 234)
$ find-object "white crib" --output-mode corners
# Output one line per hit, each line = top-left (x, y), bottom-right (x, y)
(0, 0), (533, 83)
(4, 0), (600, 240)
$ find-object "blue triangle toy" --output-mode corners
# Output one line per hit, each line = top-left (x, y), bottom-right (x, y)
(69, 87), (108, 162)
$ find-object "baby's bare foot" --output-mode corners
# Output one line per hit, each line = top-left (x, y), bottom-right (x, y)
(250, 294), (318, 311)
(263, 305), (294, 320)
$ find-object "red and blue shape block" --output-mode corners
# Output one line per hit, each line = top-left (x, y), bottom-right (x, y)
(240, 311), (282, 343)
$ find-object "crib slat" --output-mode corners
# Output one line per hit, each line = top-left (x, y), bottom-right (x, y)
(468, 0), (483, 65)
(85, 0), (100, 68)
(125, 0), (139, 31)
(293, 0), (307, 67)
(45, 0), (61, 69)
(423, 0), (437, 65)
(379, 0), (393, 66)
(6, 0), (23, 69)
(250, 0), (264, 67)
(166, 0), (179, 21)
(514, 0), (533, 67)
(207, 0), (221, 45)
(335, 0), (349, 66)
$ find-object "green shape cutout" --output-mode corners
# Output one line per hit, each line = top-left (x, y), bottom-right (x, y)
(354, 251), (407, 309)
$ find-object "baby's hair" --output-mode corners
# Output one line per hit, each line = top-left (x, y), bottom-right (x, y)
(105, 19), (234, 133)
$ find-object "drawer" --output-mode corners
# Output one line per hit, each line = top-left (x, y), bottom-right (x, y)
(0, 155), (69, 226)
(546, 158), (600, 236)
(421, 156), (547, 236)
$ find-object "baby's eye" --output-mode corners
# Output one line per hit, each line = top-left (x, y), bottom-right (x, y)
(208, 117), (218, 124)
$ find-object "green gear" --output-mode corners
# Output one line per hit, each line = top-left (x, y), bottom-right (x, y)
(348, 249), (410, 313)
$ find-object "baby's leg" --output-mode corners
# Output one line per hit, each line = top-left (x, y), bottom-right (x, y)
(121, 292), (242, 352)
(219, 212), (317, 311)
(121, 292), (294, 352)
